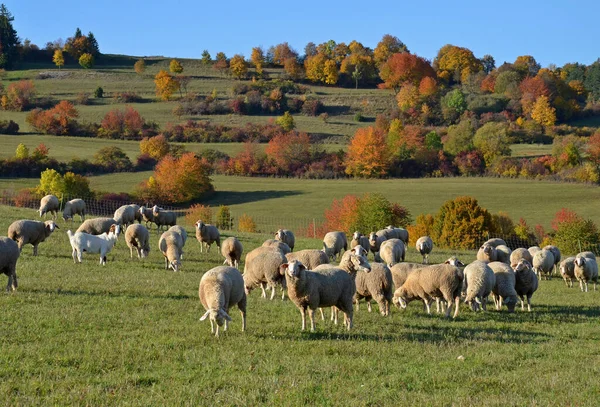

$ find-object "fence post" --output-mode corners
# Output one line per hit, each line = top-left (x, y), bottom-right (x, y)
(313, 219), (316, 239)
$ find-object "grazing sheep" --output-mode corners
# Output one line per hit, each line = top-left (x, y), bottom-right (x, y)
(543, 245), (561, 275)
(159, 230), (184, 272)
(195, 220), (220, 253)
(463, 261), (496, 312)
(483, 238), (507, 248)
(390, 262), (426, 289)
(113, 205), (136, 227)
(415, 236), (433, 264)
(129, 204), (142, 223)
(393, 263), (463, 318)
(514, 260), (538, 312)
(199, 266), (246, 337)
(385, 226), (409, 244)
(354, 263), (393, 316)
(350, 231), (370, 253)
(169, 225), (187, 259)
(275, 229), (295, 252)
(368, 232), (387, 260)
(286, 249), (329, 270)
(152, 206), (177, 233)
(7, 220), (59, 256)
(378, 238), (405, 267)
(559, 257), (576, 288)
(528, 246), (541, 257)
(125, 224), (150, 259)
(322, 231), (347, 261)
(139, 206), (155, 228)
(221, 237), (243, 268)
(76, 217), (118, 236)
(67, 224), (120, 265)
(0, 237), (19, 292)
(495, 245), (512, 264)
(243, 246), (287, 300)
(488, 262), (518, 312)
(532, 249), (555, 280)
(262, 239), (291, 254)
(62, 199), (86, 222)
(282, 260), (359, 331)
(476, 243), (497, 263)
(510, 248), (533, 268)
(39, 194), (59, 220)
(574, 254), (598, 292)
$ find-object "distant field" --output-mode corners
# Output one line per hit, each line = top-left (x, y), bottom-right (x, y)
(510, 143), (553, 157)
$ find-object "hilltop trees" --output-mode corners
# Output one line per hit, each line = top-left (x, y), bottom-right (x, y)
(52, 49), (64, 69)
(0, 4), (18, 69)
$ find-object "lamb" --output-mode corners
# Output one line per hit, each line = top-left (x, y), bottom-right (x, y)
(483, 238), (507, 248)
(262, 239), (291, 254)
(514, 259), (538, 312)
(281, 260), (359, 331)
(392, 263), (463, 318)
(62, 198), (86, 222)
(463, 260), (495, 311)
(152, 205), (177, 233)
(488, 261), (518, 312)
(159, 230), (184, 272)
(38, 194), (59, 220)
(543, 245), (562, 275)
(368, 231), (387, 260)
(385, 226), (409, 244)
(195, 220), (220, 253)
(125, 224), (150, 259)
(0, 237), (20, 292)
(76, 217), (118, 236)
(495, 245), (512, 265)
(199, 266), (246, 337)
(510, 248), (533, 268)
(415, 236), (433, 264)
(559, 257), (576, 288)
(354, 262), (393, 316)
(574, 254), (598, 292)
(532, 249), (555, 280)
(275, 229), (295, 251)
(243, 246), (287, 300)
(138, 206), (155, 228)
(221, 237), (243, 268)
(67, 224), (120, 265)
(322, 231), (347, 261)
(350, 231), (370, 253)
(378, 238), (405, 267)
(286, 249), (329, 270)
(113, 205), (136, 227)
(7, 220), (59, 256)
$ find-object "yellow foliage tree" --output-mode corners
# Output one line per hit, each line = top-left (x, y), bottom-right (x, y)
(154, 70), (180, 100)
(134, 59), (146, 74)
(169, 59), (183, 74)
(345, 126), (391, 178)
(323, 59), (338, 85)
(531, 95), (557, 127)
(52, 49), (64, 69)
(250, 47), (264, 76)
(434, 44), (483, 84)
(229, 54), (248, 79)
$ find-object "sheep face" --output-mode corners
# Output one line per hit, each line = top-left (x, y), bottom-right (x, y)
(169, 260), (181, 272)
(393, 288), (409, 309)
(200, 308), (232, 327)
(152, 205), (161, 216)
(351, 246), (368, 258)
(349, 248), (371, 273)
(514, 259), (532, 273)
(445, 257), (464, 267)
(503, 297), (517, 313)
(352, 231), (361, 241)
(45, 221), (59, 233)
(575, 257), (586, 268)
(195, 220), (205, 231)
(275, 229), (285, 241)
(279, 260), (305, 279)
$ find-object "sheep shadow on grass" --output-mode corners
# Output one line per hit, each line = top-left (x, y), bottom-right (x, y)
(24, 287), (194, 301)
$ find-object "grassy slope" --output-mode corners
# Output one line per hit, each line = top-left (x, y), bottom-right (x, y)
(0, 205), (599, 405)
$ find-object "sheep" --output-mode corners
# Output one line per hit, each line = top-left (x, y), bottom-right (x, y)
(159, 230), (184, 272)
(559, 257), (576, 288)
(76, 217), (118, 236)
(463, 260), (495, 312)
(195, 220), (220, 253)
(199, 266), (246, 337)
(483, 238), (507, 248)
(152, 205), (177, 233)
(416, 236), (433, 264)
(514, 259), (538, 312)
(67, 224), (120, 265)
(488, 262), (518, 312)
(275, 229), (295, 251)
(476, 243), (497, 263)
(392, 263), (463, 318)
(574, 254), (598, 292)
(322, 231), (347, 261)
(7, 220), (59, 256)
(62, 199), (86, 222)
(125, 224), (150, 259)
(528, 246), (542, 257)
(390, 262), (426, 289)
(579, 251), (597, 261)
(510, 248), (533, 268)
(168, 225), (187, 258)
(385, 226), (409, 244)
(243, 246), (287, 300)
(354, 262), (393, 316)
(139, 206), (155, 228)
(113, 205), (136, 227)
(495, 244), (512, 265)
(368, 231), (387, 260)
(0, 237), (20, 292)
(128, 204), (142, 223)
(286, 249), (329, 270)
(281, 260), (359, 331)
(39, 194), (59, 220)
(350, 231), (370, 253)
(221, 237), (243, 268)
(262, 239), (291, 254)
(532, 249), (555, 280)
(543, 245), (562, 275)
(378, 238), (405, 267)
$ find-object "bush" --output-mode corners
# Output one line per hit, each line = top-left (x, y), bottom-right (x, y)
(93, 146), (133, 172)
(75, 92), (91, 105)
(2, 80), (36, 111)
(407, 214), (435, 246)
(185, 204), (212, 226)
(215, 205), (233, 230)
(238, 213), (257, 233)
(432, 196), (493, 249)
(13, 188), (36, 208)
(354, 113), (364, 122)
(301, 99), (324, 116)
(94, 86), (104, 98)
(112, 92), (143, 103)
(0, 119), (19, 134)
(551, 208), (600, 254)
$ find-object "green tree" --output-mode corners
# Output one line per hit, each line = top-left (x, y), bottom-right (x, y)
(584, 60), (600, 101)
(0, 4), (18, 69)
(52, 49), (64, 69)
(441, 89), (467, 122)
(87, 32), (99, 56)
(78, 53), (94, 69)
(424, 131), (443, 150)
(473, 122), (512, 164)
(201, 50), (211, 65)
(93, 146), (133, 172)
(276, 111), (295, 131)
(62, 172), (91, 197)
(481, 54), (495, 74)
(15, 143), (29, 159)
(444, 119), (475, 155)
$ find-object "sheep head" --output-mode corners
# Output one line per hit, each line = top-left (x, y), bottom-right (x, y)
(195, 220), (205, 231)
(575, 257), (586, 267)
(393, 288), (409, 309)
(275, 229), (285, 241)
(445, 257), (464, 267)
(45, 221), (59, 233)
(169, 259), (181, 272)
(349, 250), (371, 274)
(279, 260), (305, 279)
(352, 231), (361, 241)
(200, 308), (232, 328)
(514, 259), (532, 273)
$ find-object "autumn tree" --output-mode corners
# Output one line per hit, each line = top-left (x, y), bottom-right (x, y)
(140, 134), (171, 160)
(432, 196), (493, 249)
(79, 53), (94, 69)
(169, 59), (183, 74)
(519, 76), (550, 116)
(373, 34), (408, 67)
(26, 100), (78, 135)
(444, 118), (475, 155)
(52, 49), (64, 69)
(434, 44), (483, 84)
(378, 53), (435, 93)
(213, 52), (228, 75)
(340, 40), (376, 88)
(531, 95), (556, 127)
(345, 126), (391, 177)
(250, 47), (264, 76)
(284, 57), (303, 80)
(99, 107), (145, 138)
(586, 131), (600, 166)
(473, 122), (512, 163)
(323, 59), (338, 85)
(37, 169), (90, 197)
(265, 131), (311, 173)
(268, 42), (298, 66)
(514, 55), (541, 77)
(134, 58), (145, 74)
(2, 80), (35, 111)
(229, 54), (248, 79)
(154, 69), (180, 100)
(276, 111), (295, 131)
(15, 143), (29, 159)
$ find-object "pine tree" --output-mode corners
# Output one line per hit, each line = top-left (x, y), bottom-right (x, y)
(0, 4), (19, 69)
(87, 31), (99, 56)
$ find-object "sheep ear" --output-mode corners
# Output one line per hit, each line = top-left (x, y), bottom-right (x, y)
(279, 263), (289, 276)
(53, 223), (60, 230)
(199, 310), (211, 321)
(219, 309), (232, 321)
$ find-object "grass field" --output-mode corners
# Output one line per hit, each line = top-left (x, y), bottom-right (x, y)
(1, 205), (599, 405)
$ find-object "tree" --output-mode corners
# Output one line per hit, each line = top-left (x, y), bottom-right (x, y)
(425, 131), (443, 150)
(37, 169), (90, 197)
(481, 54), (495, 74)
(269, 42), (298, 65)
(93, 146), (133, 172)
(140, 134), (170, 160)
(473, 122), (511, 164)
(345, 126), (391, 178)
(52, 49), (64, 69)
(378, 53), (435, 92)
(441, 88), (467, 121)
(304, 42), (317, 58)
(519, 76), (550, 116)
(2, 80), (35, 111)
(0, 4), (18, 69)
(551, 209), (600, 255)
(78, 53), (94, 69)
(87, 31), (99, 56)
(265, 131), (311, 173)
(586, 131), (600, 166)
(154, 69), (180, 100)
(229, 54), (248, 79)
(284, 57), (302, 80)
(134, 58), (145, 74)
(323, 59), (338, 85)
(395, 83), (419, 112)
(432, 196), (493, 249)
(15, 143), (28, 159)
(514, 55), (541, 76)
(434, 44), (483, 84)
(584, 60), (600, 101)
(201, 50), (211, 65)
(250, 47), (264, 76)
(374, 34), (409, 67)
(169, 59), (183, 74)
(531, 95), (556, 127)
(444, 118), (475, 155)
(213, 52), (228, 75)
(276, 111), (295, 131)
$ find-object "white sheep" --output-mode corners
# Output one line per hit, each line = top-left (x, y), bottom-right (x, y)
(76, 217), (118, 236)
(67, 224), (120, 265)
(62, 199), (86, 222)
(378, 238), (405, 267)
(221, 237), (243, 268)
(262, 239), (291, 254)
(168, 225), (187, 259)
(510, 248), (533, 268)
(39, 194), (59, 220)
(574, 254), (598, 292)
(483, 238), (507, 247)
(463, 260), (496, 312)
(128, 204), (142, 223)
(415, 236), (433, 264)
(159, 230), (184, 272)
(113, 205), (136, 227)
(195, 220), (220, 253)
(152, 205), (177, 233)
(350, 231), (370, 253)
(322, 231), (347, 261)
(354, 263), (393, 316)
(532, 249), (555, 280)
(385, 226), (409, 244)
(199, 266), (247, 337)
(488, 261), (518, 312)
(514, 259), (538, 312)
(243, 246), (287, 300)
(559, 257), (576, 288)
(528, 246), (541, 257)
(286, 249), (329, 270)
(390, 262), (426, 289)
(368, 231), (387, 260)
(7, 220), (59, 256)
(543, 245), (561, 275)
(138, 206), (155, 228)
(125, 224), (150, 259)
(275, 229), (295, 252)
(0, 237), (20, 291)
(476, 243), (497, 263)
(495, 244), (512, 264)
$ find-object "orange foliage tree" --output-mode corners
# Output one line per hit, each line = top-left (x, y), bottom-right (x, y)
(434, 44), (483, 84)
(378, 53), (435, 93)
(265, 131), (311, 174)
(519, 76), (551, 116)
(154, 70), (180, 100)
(100, 107), (145, 138)
(26, 100), (78, 135)
(229, 54), (248, 79)
(345, 126), (391, 177)
(373, 34), (409, 67)
(2, 80), (36, 111)
(250, 47), (264, 76)
(586, 131), (600, 166)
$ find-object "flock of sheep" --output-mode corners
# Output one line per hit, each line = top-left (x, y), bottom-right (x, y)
(1, 194), (598, 338)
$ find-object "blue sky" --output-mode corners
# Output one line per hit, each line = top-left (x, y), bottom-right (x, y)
(6, 0), (600, 67)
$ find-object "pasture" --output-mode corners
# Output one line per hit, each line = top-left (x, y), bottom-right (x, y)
(0, 205), (599, 405)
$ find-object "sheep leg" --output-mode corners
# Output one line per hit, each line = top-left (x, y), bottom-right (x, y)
(129, 247), (134, 258)
(520, 296), (525, 311)
(269, 285), (276, 301)
(308, 308), (316, 332)
(33, 244), (39, 256)
(209, 318), (215, 334)
(527, 295), (532, 312)
(281, 287), (286, 301)
(452, 296), (460, 318)
(300, 307), (307, 331)
(333, 307), (339, 325)
(367, 300), (372, 313)
(260, 283), (267, 298)
(165, 257), (169, 270)
(215, 324), (220, 338)
(240, 310), (246, 332)
(224, 318), (229, 332)
(72, 249), (77, 264)
(319, 308), (325, 321)
(345, 312), (353, 330)
(424, 299), (431, 314)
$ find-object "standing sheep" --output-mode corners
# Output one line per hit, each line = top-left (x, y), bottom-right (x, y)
(7, 220), (59, 256)
(510, 248), (533, 268)
(514, 260), (538, 312)
(221, 237), (243, 268)
(169, 225), (187, 258)
(543, 245), (561, 275)
(39, 194), (59, 220)
(152, 206), (177, 233)
(113, 205), (136, 227)
(125, 224), (150, 259)
(139, 206), (155, 228)
(322, 231), (347, 261)
(76, 218), (118, 236)
(488, 262), (518, 312)
(275, 229), (295, 252)
(354, 263), (393, 316)
(195, 220), (220, 253)
(415, 236), (433, 264)
(559, 257), (576, 288)
(62, 199), (86, 222)
(495, 245), (512, 264)
(262, 239), (291, 254)
(159, 230), (184, 272)
(385, 226), (409, 244)
(528, 246), (542, 257)
(350, 231), (370, 253)
(286, 249), (329, 270)
(199, 266), (246, 337)
(129, 204), (142, 223)
(368, 232), (387, 260)
(574, 254), (598, 292)
(0, 237), (20, 292)
(390, 262), (426, 289)
(463, 260), (496, 312)
(67, 225), (120, 265)
(483, 238), (507, 248)
(532, 249), (555, 280)
(243, 246), (287, 300)
(378, 238), (405, 267)
(476, 243), (497, 263)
